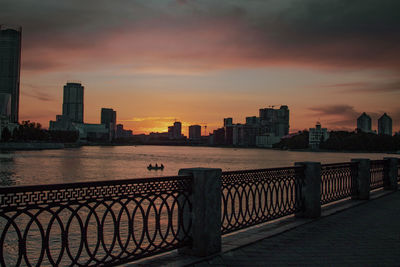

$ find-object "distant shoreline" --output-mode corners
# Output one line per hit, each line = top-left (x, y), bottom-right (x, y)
(0, 142), (398, 154)
(88, 143), (400, 154)
(0, 142), (79, 151)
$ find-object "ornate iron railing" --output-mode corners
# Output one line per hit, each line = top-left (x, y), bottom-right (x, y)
(221, 167), (304, 235)
(370, 160), (385, 190)
(320, 162), (358, 205)
(397, 166), (400, 182)
(0, 176), (192, 266)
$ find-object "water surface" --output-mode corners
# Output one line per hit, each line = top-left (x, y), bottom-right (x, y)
(0, 145), (398, 186)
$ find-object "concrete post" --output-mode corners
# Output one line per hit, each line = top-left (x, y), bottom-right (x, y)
(295, 162), (321, 218)
(383, 158), (398, 191)
(178, 168), (222, 257)
(351, 159), (370, 200)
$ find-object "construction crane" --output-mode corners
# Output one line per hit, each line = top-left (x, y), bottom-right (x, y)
(199, 123), (207, 136)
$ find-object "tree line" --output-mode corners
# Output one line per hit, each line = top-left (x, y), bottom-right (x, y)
(274, 130), (400, 152)
(1, 121), (78, 143)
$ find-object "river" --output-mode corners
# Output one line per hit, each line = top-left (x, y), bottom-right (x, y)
(0, 145), (398, 186)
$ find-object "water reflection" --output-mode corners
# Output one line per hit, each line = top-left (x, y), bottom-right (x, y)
(0, 156), (16, 186)
(0, 146), (398, 186)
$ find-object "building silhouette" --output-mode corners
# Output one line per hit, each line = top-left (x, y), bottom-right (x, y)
(224, 118), (234, 145)
(259, 105), (289, 137)
(357, 112), (372, 133)
(189, 125), (201, 140)
(309, 122), (329, 149)
(168, 121), (183, 139)
(101, 108), (117, 140)
(50, 82), (109, 142)
(63, 82), (84, 123)
(116, 124), (133, 139)
(0, 25), (22, 123)
(378, 113), (392, 136)
(218, 106), (290, 147)
(223, 118), (233, 127)
(0, 94), (11, 117)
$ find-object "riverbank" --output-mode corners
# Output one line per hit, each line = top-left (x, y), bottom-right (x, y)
(1, 141), (398, 154)
(0, 142), (79, 151)
(88, 142), (400, 154)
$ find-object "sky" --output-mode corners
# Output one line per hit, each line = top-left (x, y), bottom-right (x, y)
(2, 0), (400, 135)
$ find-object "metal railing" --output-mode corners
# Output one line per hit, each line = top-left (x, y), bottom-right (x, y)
(0, 159), (396, 265)
(220, 167), (304, 235)
(0, 176), (192, 266)
(398, 166), (400, 182)
(370, 160), (385, 190)
(320, 162), (358, 205)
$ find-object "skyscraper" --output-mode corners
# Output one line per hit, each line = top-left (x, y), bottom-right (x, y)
(101, 108), (117, 139)
(62, 82), (84, 123)
(259, 105), (289, 137)
(101, 108), (116, 126)
(173, 121), (182, 139)
(189, 125), (201, 140)
(378, 113), (392, 136)
(0, 25), (22, 123)
(357, 112), (372, 133)
(0, 93), (11, 117)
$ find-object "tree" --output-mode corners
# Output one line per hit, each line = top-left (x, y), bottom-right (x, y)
(1, 127), (11, 142)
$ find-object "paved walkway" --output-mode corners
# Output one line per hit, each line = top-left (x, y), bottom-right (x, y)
(193, 191), (400, 266)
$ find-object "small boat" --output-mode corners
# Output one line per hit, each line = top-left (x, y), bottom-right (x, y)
(147, 164), (164, 170)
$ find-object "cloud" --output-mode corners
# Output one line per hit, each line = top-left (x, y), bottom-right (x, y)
(2, 0), (400, 75)
(308, 104), (382, 130)
(21, 84), (55, 101)
(307, 104), (399, 131)
(321, 82), (369, 88)
(120, 116), (176, 122)
(322, 80), (400, 93)
(309, 104), (359, 117)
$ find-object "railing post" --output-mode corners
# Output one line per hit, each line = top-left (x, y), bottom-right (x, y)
(178, 168), (222, 257)
(351, 159), (370, 200)
(383, 157), (398, 191)
(295, 162), (321, 218)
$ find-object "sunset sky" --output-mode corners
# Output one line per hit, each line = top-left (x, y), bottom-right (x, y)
(2, 0), (399, 135)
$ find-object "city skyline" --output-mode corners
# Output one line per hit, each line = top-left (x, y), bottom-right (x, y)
(1, 0), (399, 134)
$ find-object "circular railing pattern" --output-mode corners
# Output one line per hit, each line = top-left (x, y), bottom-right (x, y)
(320, 162), (358, 205)
(221, 167), (304, 235)
(0, 176), (192, 266)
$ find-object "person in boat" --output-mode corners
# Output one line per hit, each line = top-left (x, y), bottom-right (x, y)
(161, 164), (164, 169)
(155, 163), (158, 168)
(148, 164), (152, 169)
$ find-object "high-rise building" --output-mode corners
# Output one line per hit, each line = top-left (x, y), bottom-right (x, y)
(357, 112), (372, 133)
(167, 121), (183, 139)
(101, 108), (117, 140)
(0, 25), (22, 123)
(101, 108), (116, 126)
(246, 116), (259, 126)
(378, 113), (392, 136)
(62, 82), (84, 123)
(224, 118), (233, 127)
(173, 121), (182, 139)
(259, 105), (289, 137)
(189, 125), (201, 140)
(0, 93), (11, 117)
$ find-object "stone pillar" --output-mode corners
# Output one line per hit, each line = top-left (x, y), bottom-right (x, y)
(351, 159), (370, 200)
(178, 168), (222, 257)
(383, 157), (398, 191)
(295, 162), (321, 218)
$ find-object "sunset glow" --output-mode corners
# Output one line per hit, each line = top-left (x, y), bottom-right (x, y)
(1, 0), (399, 134)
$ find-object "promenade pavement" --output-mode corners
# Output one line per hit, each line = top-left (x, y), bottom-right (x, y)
(193, 191), (400, 266)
